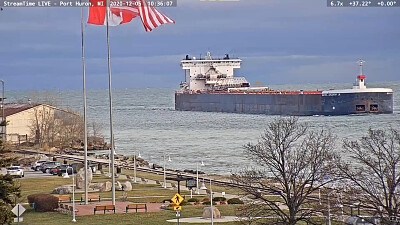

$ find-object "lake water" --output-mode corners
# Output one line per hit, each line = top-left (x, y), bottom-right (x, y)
(7, 82), (400, 175)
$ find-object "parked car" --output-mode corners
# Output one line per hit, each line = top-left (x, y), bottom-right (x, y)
(49, 167), (59, 175)
(56, 164), (73, 176)
(7, 166), (24, 178)
(31, 160), (50, 171)
(70, 162), (83, 173)
(70, 162), (96, 173)
(40, 161), (61, 173)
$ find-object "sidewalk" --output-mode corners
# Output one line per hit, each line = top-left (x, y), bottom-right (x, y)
(167, 216), (243, 223)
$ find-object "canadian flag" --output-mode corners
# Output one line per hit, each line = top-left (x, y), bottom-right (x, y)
(88, 0), (175, 31)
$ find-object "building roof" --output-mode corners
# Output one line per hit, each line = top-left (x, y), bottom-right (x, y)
(0, 103), (80, 118)
(0, 103), (40, 117)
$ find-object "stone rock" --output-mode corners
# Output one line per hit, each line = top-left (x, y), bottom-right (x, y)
(90, 182), (104, 190)
(76, 167), (93, 189)
(99, 181), (112, 192)
(52, 185), (73, 194)
(122, 181), (132, 191)
(202, 207), (221, 219)
(115, 181), (123, 191)
(118, 174), (128, 179)
(147, 179), (157, 185)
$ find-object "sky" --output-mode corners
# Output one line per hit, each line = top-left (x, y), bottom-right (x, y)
(0, 0), (399, 90)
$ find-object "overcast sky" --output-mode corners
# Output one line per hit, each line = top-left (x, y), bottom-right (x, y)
(0, 0), (399, 90)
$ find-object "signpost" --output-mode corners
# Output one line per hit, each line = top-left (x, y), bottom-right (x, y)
(186, 179), (196, 198)
(171, 193), (184, 225)
(12, 204), (26, 225)
(173, 205), (182, 211)
(171, 193), (184, 205)
(167, 174), (197, 225)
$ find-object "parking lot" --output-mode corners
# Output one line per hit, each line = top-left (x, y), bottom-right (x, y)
(1, 167), (56, 179)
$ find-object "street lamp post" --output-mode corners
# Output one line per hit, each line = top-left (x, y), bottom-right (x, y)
(327, 191), (335, 225)
(327, 194), (331, 225)
(318, 187), (321, 205)
(0, 80), (5, 141)
(108, 152), (111, 178)
(63, 172), (76, 222)
(163, 152), (171, 189)
(210, 179), (214, 225)
(133, 151), (137, 183)
(196, 160), (204, 194)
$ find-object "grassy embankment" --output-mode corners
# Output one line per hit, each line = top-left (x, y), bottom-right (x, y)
(16, 165), (245, 225)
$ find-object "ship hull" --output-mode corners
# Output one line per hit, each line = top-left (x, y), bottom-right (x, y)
(175, 92), (393, 116)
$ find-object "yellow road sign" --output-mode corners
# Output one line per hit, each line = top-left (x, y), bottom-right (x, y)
(171, 193), (184, 205)
(173, 205), (182, 211)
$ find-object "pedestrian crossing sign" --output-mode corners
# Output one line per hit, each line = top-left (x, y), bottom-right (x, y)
(171, 193), (184, 205)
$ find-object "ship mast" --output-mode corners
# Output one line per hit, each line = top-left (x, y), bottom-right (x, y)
(358, 59), (365, 75)
(354, 59), (366, 89)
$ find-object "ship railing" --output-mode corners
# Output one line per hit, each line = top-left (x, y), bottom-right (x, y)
(175, 90), (323, 95)
(216, 77), (248, 85)
(182, 56), (240, 60)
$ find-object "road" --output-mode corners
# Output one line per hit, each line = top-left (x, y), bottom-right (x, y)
(1, 167), (55, 179)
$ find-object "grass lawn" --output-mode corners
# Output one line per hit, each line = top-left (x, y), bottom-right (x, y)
(21, 205), (243, 225)
(18, 175), (198, 202)
(16, 169), (246, 225)
(18, 177), (71, 201)
(16, 171), (346, 225)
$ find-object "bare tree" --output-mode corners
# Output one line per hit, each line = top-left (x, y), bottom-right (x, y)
(339, 128), (400, 224)
(232, 117), (337, 225)
(30, 104), (56, 147)
(29, 105), (84, 149)
(56, 111), (84, 149)
(89, 121), (104, 139)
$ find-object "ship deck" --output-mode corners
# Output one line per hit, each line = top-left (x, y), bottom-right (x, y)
(176, 90), (323, 95)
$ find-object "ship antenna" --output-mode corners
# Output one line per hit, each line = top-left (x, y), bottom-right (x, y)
(358, 59), (365, 75)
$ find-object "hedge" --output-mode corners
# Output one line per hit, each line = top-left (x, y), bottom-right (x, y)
(27, 194), (59, 212)
(227, 198), (244, 204)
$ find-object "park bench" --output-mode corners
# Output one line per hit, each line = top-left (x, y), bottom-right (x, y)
(54, 195), (71, 203)
(81, 193), (101, 203)
(125, 203), (147, 213)
(94, 205), (115, 214)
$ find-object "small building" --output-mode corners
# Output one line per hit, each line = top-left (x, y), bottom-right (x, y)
(0, 103), (78, 145)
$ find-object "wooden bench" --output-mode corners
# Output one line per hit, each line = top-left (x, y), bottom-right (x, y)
(54, 195), (71, 203)
(125, 203), (147, 213)
(81, 193), (101, 203)
(94, 205), (115, 214)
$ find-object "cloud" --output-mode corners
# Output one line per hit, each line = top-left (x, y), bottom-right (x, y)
(0, 0), (399, 90)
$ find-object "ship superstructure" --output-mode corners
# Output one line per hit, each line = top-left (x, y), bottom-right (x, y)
(180, 52), (252, 92)
(175, 53), (393, 116)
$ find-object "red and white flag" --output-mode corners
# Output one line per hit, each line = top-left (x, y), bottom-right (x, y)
(88, 0), (175, 31)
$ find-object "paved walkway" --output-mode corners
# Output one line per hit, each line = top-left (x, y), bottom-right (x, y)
(61, 201), (163, 216)
(167, 216), (243, 223)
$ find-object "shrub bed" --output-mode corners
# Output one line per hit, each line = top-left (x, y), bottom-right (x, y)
(202, 201), (216, 205)
(227, 198), (244, 204)
(27, 194), (59, 212)
(187, 198), (200, 202)
(213, 197), (226, 202)
(202, 198), (210, 202)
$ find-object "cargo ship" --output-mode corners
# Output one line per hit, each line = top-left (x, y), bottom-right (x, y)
(175, 52), (393, 116)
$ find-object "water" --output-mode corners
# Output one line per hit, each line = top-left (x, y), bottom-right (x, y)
(7, 82), (400, 175)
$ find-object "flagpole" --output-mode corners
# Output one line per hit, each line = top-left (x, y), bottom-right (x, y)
(80, 3), (89, 205)
(105, 0), (116, 205)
